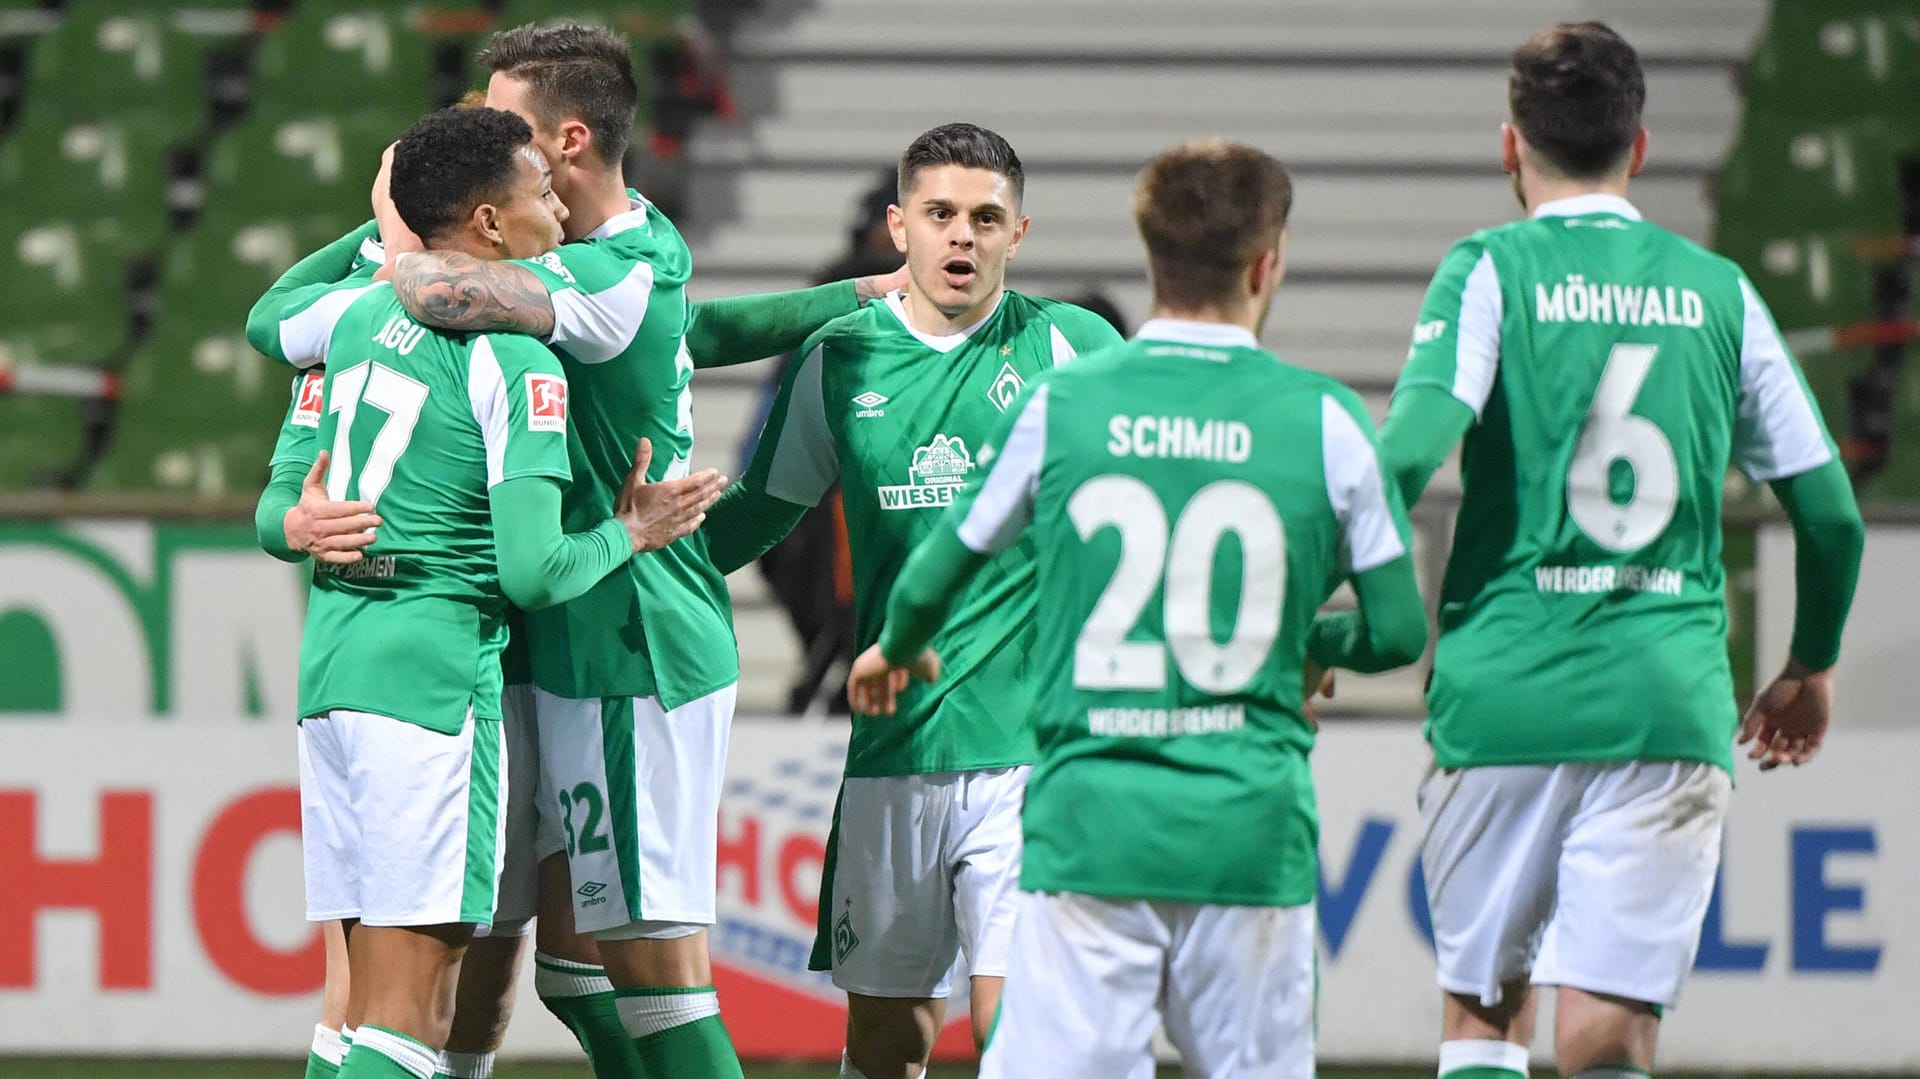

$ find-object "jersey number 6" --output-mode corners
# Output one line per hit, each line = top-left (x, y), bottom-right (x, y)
(1566, 343), (1679, 552)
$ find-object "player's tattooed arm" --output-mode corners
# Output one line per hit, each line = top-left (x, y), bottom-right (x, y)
(854, 264), (910, 302)
(391, 251), (557, 337)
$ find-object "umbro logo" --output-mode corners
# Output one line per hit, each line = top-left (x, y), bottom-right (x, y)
(576, 881), (607, 898)
(853, 391), (888, 418)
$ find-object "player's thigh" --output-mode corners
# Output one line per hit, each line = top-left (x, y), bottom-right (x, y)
(339, 708), (505, 928)
(821, 772), (963, 998)
(951, 765), (1029, 981)
(480, 683), (540, 937)
(1162, 901), (1315, 1079)
(535, 685), (736, 935)
(1535, 759), (1730, 1008)
(299, 718), (360, 922)
(1419, 762), (1573, 1004)
(979, 892), (1164, 1079)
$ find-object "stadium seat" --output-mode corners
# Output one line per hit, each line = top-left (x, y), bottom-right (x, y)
(0, 215), (135, 369)
(1716, 114), (1920, 237)
(249, 4), (466, 115)
(203, 108), (413, 227)
(17, 0), (253, 122)
(0, 395), (86, 489)
(1715, 226), (1880, 333)
(0, 109), (192, 249)
(1744, 1), (1920, 121)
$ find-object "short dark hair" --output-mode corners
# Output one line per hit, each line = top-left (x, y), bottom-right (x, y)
(479, 22), (638, 166)
(1508, 21), (1645, 179)
(390, 107), (535, 241)
(1133, 139), (1292, 310)
(898, 123), (1024, 205)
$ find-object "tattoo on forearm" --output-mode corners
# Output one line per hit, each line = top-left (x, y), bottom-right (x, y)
(393, 252), (557, 337)
(854, 275), (884, 303)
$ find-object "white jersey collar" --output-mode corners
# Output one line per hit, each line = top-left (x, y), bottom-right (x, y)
(882, 289), (1005, 354)
(1135, 318), (1260, 351)
(587, 194), (653, 241)
(1531, 193), (1642, 221)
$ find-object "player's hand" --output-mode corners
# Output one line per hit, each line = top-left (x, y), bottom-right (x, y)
(1738, 658), (1833, 771)
(370, 142), (424, 279)
(847, 643), (942, 717)
(854, 264), (910, 302)
(1302, 660), (1336, 733)
(285, 451), (381, 564)
(614, 437), (729, 553)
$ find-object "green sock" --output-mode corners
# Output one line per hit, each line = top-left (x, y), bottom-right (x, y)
(1438, 1038), (1528, 1079)
(340, 1026), (438, 1079)
(619, 986), (743, 1079)
(306, 1024), (346, 1079)
(534, 951), (648, 1078)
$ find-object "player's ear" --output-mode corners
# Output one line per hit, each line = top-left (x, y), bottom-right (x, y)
(886, 203), (908, 255)
(1004, 214), (1031, 261)
(557, 119), (593, 163)
(473, 202), (505, 247)
(1500, 122), (1521, 175)
(1249, 241), (1282, 298)
(1626, 127), (1649, 178)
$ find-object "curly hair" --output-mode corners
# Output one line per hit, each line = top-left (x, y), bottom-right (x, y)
(389, 107), (536, 241)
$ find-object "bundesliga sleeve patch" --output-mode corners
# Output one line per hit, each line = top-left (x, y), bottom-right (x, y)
(292, 371), (325, 428)
(526, 373), (568, 432)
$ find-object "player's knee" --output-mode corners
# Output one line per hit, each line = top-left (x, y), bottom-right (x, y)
(846, 997), (940, 1071)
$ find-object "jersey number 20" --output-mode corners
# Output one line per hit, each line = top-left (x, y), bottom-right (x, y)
(326, 360), (429, 506)
(1069, 476), (1284, 695)
(1566, 343), (1678, 552)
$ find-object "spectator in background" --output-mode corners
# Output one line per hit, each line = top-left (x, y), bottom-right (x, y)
(742, 170), (900, 714)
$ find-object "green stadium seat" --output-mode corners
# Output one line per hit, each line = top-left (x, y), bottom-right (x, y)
(204, 108), (412, 226)
(1715, 226), (1879, 333)
(0, 215), (135, 369)
(90, 316), (286, 494)
(0, 395), (86, 490)
(18, 0), (253, 122)
(0, 110), (192, 249)
(1716, 114), (1920, 237)
(1745, 1), (1920, 121)
(250, 5), (467, 115)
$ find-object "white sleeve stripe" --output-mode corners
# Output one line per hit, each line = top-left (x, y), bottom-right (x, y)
(763, 344), (840, 505)
(1452, 251), (1502, 417)
(1048, 324), (1078, 367)
(1322, 394), (1406, 574)
(278, 283), (377, 370)
(1734, 277), (1834, 481)
(550, 261), (654, 363)
(467, 337), (511, 489)
(956, 383), (1048, 554)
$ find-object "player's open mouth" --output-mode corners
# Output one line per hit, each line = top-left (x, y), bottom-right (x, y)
(940, 259), (976, 288)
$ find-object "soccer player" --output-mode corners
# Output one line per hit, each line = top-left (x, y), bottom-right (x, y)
(359, 23), (905, 1079)
(1368, 23), (1866, 1079)
(261, 106), (715, 1079)
(702, 122), (1126, 1078)
(845, 137), (1428, 1079)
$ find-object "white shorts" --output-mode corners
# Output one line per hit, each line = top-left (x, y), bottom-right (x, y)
(1419, 759), (1731, 1009)
(812, 766), (1028, 999)
(535, 683), (736, 935)
(298, 707), (506, 927)
(476, 684), (539, 938)
(982, 892), (1315, 1079)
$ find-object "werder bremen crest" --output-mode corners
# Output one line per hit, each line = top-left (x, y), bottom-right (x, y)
(877, 433), (974, 510)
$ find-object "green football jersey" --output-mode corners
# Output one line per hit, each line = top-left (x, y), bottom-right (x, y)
(275, 281), (573, 731)
(936, 320), (1411, 905)
(1399, 194), (1837, 772)
(515, 194), (736, 709)
(744, 289), (1125, 776)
